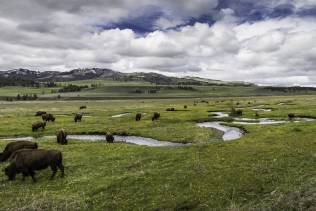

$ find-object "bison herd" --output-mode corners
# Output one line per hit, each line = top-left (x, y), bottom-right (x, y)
(0, 141), (64, 182)
(0, 105), (167, 182)
(32, 110), (84, 132)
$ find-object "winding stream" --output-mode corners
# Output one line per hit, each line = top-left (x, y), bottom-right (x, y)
(111, 113), (130, 118)
(252, 108), (272, 112)
(210, 111), (315, 125)
(197, 122), (243, 141)
(0, 135), (186, 147)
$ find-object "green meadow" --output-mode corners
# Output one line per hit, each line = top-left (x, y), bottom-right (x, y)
(0, 95), (315, 210)
(1, 79), (316, 100)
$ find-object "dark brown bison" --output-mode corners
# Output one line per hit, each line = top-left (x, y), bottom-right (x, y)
(0, 141), (38, 162)
(184, 105), (188, 109)
(79, 106), (87, 109)
(42, 113), (55, 122)
(74, 113), (82, 122)
(4, 149), (64, 182)
(57, 129), (67, 145)
(135, 113), (142, 121)
(106, 133), (114, 143)
(236, 110), (243, 116)
(288, 113), (295, 120)
(32, 122), (46, 132)
(152, 112), (160, 121)
(230, 107), (243, 117)
(166, 108), (175, 111)
(255, 111), (260, 118)
(35, 111), (46, 116)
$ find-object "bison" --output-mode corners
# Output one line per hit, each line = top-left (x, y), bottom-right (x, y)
(135, 113), (142, 121)
(74, 113), (82, 122)
(236, 110), (243, 116)
(4, 149), (64, 182)
(166, 108), (175, 111)
(57, 129), (67, 145)
(0, 141), (38, 162)
(35, 111), (46, 116)
(152, 112), (160, 121)
(42, 113), (55, 122)
(255, 111), (260, 118)
(230, 107), (243, 117)
(79, 106), (87, 109)
(106, 133), (114, 143)
(288, 113), (295, 120)
(32, 122), (46, 132)
(184, 105), (188, 109)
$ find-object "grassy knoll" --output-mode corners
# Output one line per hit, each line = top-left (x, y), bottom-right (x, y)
(0, 95), (315, 210)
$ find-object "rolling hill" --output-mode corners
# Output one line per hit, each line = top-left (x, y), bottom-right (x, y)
(0, 68), (254, 86)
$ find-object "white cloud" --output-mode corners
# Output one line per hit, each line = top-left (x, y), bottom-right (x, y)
(0, 1), (316, 86)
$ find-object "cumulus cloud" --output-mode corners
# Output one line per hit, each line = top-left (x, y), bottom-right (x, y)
(0, 0), (316, 86)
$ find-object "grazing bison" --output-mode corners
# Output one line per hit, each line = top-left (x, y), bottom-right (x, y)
(0, 141), (38, 162)
(152, 112), (160, 121)
(255, 111), (260, 118)
(106, 133), (114, 143)
(288, 113), (295, 120)
(42, 113), (55, 122)
(80, 106), (87, 109)
(35, 111), (46, 116)
(230, 107), (243, 117)
(236, 110), (243, 116)
(57, 129), (67, 145)
(32, 122), (46, 132)
(74, 113), (82, 122)
(184, 105), (188, 109)
(135, 113), (142, 121)
(166, 108), (175, 111)
(4, 149), (64, 182)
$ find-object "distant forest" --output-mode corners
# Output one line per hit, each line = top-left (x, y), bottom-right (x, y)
(0, 76), (58, 87)
(264, 86), (316, 92)
(0, 76), (39, 87)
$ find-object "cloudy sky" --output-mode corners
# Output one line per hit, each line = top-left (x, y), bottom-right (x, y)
(1, 0), (316, 86)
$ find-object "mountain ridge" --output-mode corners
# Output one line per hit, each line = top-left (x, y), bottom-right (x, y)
(0, 68), (255, 86)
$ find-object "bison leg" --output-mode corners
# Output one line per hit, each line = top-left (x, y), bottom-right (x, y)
(22, 172), (28, 181)
(62, 139), (67, 145)
(50, 165), (57, 180)
(58, 163), (65, 178)
(29, 171), (36, 182)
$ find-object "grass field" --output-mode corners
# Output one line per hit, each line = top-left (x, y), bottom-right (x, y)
(0, 95), (315, 210)
(1, 79), (316, 100)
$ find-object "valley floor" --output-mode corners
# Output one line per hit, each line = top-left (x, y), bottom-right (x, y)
(0, 95), (315, 210)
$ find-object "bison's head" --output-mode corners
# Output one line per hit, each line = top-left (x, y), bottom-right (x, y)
(4, 164), (16, 180)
